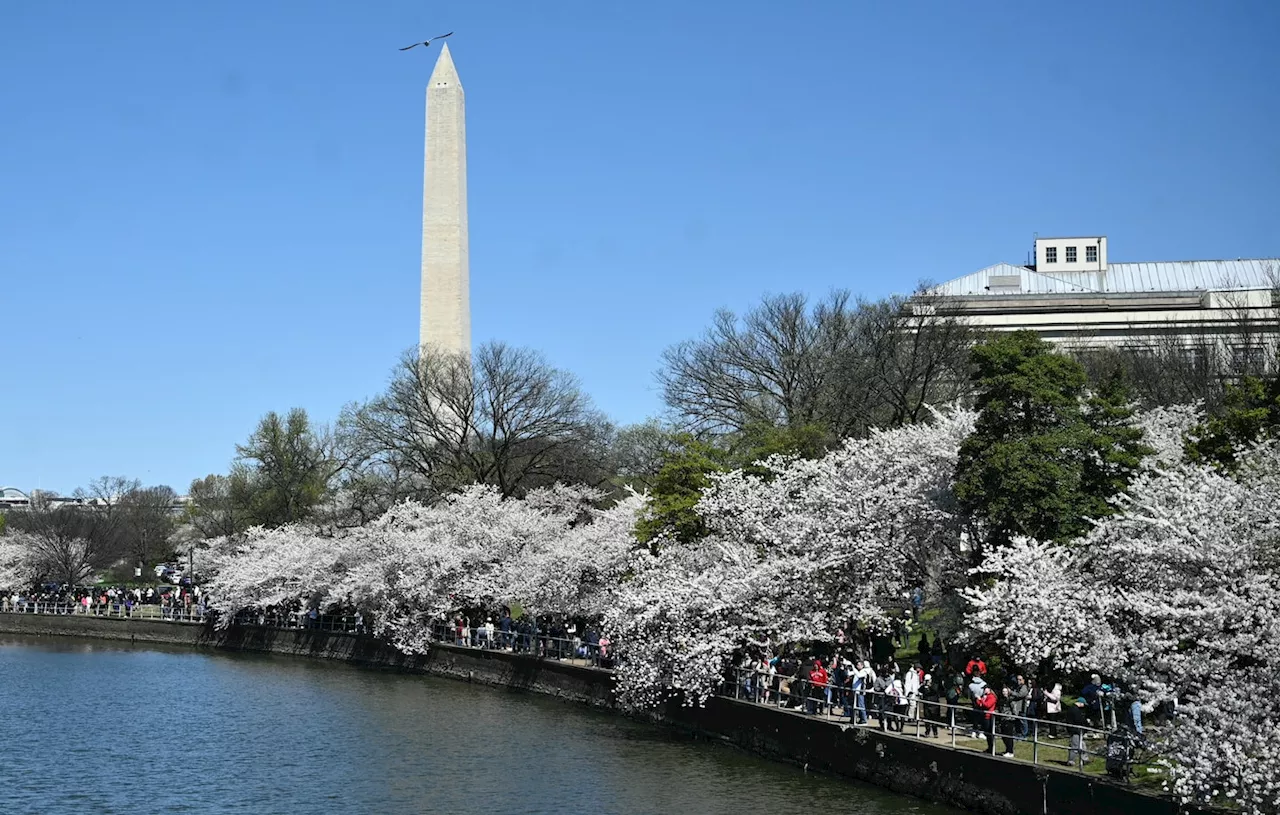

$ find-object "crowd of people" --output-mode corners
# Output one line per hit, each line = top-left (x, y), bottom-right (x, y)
(405, 599), (1149, 777)
(224, 604), (616, 667)
(405, 597), (1149, 776)
(726, 621), (1151, 775)
(442, 612), (613, 666)
(230, 601), (364, 632)
(1, 583), (206, 619)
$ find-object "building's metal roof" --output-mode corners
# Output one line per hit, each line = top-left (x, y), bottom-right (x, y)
(932, 258), (1279, 297)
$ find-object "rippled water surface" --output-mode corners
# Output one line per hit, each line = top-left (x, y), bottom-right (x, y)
(0, 636), (956, 814)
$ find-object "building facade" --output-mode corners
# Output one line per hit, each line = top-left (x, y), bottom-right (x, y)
(929, 236), (1279, 367)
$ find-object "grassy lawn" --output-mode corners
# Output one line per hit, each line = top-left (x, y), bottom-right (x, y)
(893, 610), (939, 665)
(949, 730), (1085, 766)
(926, 727), (1165, 788)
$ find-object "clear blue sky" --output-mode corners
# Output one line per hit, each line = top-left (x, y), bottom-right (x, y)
(2, 0), (1277, 495)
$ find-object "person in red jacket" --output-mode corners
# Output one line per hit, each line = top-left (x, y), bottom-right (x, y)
(807, 659), (830, 715)
(965, 656), (987, 678)
(974, 685), (998, 754)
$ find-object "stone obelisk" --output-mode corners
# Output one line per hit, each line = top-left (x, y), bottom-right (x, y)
(419, 43), (470, 356)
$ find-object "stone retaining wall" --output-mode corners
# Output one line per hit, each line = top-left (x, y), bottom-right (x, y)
(0, 611), (209, 646)
(0, 614), (1200, 815)
(216, 624), (615, 707)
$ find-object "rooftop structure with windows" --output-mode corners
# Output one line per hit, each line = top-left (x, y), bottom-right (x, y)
(927, 236), (1279, 361)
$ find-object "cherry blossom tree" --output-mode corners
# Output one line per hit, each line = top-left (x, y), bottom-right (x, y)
(202, 483), (644, 654)
(517, 490), (645, 618)
(965, 440), (1280, 814)
(606, 538), (783, 710)
(606, 408), (976, 709)
(0, 533), (40, 591)
(1133, 403), (1203, 468)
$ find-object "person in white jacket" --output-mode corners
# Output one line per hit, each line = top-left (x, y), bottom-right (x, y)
(851, 661), (876, 724)
(903, 663), (922, 721)
(888, 677), (910, 731)
(1043, 681), (1063, 738)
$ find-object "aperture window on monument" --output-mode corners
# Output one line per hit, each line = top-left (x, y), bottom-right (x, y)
(1045, 246), (1057, 264)
(1065, 246), (1077, 263)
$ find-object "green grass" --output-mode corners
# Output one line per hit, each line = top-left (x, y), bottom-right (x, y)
(939, 729), (1164, 787)
(893, 609), (959, 667)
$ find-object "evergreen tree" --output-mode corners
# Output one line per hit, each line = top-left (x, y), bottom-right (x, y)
(1186, 375), (1280, 469)
(729, 421), (830, 479)
(1080, 368), (1152, 519)
(955, 332), (1146, 551)
(235, 408), (337, 528)
(634, 434), (727, 548)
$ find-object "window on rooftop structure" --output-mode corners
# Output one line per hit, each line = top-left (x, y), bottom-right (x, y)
(1086, 245), (1098, 263)
(1045, 247), (1057, 264)
(1066, 246), (1077, 263)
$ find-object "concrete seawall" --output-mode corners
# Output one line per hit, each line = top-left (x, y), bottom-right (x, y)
(0, 614), (1197, 815)
(0, 614), (614, 707)
(216, 623), (616, 707)
(0, 611), (212, 647)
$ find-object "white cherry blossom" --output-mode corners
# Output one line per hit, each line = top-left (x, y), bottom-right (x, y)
(967, 440), (1280, 813)
(608, 408), (976, 709)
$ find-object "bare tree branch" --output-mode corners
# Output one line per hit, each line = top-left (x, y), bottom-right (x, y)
(342, 342), (612, 501)
(659, 288), (978, 438)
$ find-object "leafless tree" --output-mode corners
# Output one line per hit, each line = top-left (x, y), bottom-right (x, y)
(837, 291), (980, 432)
(341, 342), (613, 501)
(659, 292), (838, 434)
(73, 475), (139, 540)
(610, 419), (682, 492)
(658, 288), (979, 438)
(5, 493), (126, 585)
(118, 485), (179, 570)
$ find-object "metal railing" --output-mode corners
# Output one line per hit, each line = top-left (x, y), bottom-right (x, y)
(0, 600), (207, 624)
(0, 601), (359, 631)
(720, 667), (1126, 773)
(427, 622), (612, 668)
(229, 615), (613, 668)
(232, 609), (366, 633)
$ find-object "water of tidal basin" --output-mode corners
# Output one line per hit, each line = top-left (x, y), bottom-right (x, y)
(0, 636), (957, 815)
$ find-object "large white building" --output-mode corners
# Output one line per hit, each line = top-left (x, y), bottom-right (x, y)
(929, 236), (1279, 366)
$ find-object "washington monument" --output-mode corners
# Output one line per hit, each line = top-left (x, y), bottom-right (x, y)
(419, 43), (470, 355)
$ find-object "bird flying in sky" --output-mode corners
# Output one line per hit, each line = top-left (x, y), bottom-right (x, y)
(399, 32), (453, 51)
